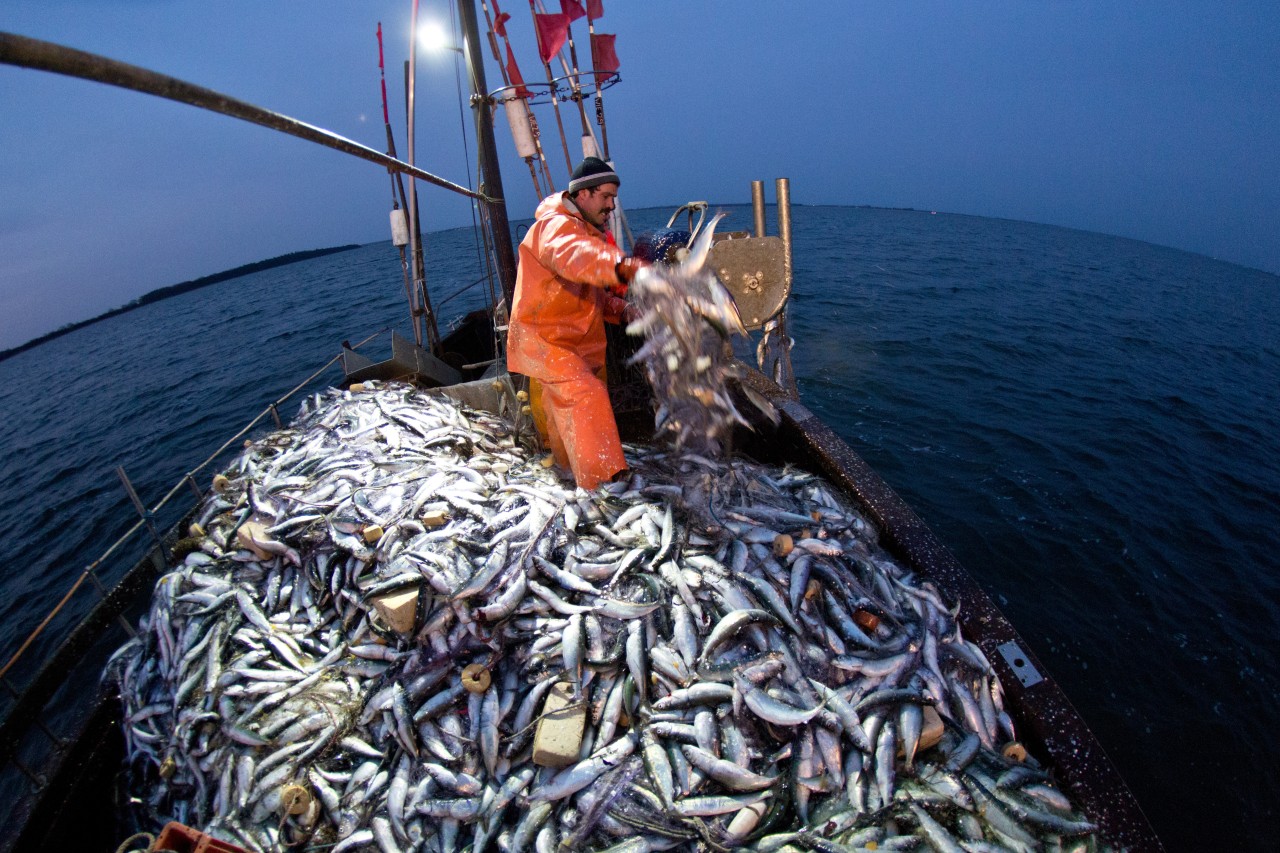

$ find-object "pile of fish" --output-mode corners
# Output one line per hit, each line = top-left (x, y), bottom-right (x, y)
(107, 380), (1109, 852)
(626, 212), (778, 457)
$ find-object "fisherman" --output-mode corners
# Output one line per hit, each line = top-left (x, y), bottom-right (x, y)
(507, 157), (648, 490)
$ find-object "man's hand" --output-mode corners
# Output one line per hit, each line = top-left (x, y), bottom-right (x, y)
(610, 257), (650, 298)
(615, 257), (649, 285)
(615, 256), (648, 283)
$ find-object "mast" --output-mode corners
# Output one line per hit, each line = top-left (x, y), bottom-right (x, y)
(459, 0), (518, 308)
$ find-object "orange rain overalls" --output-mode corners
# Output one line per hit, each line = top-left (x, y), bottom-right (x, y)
(507, 193), (629, 490)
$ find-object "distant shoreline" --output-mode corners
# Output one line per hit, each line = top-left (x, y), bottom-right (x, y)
(0, 245), (362, 364)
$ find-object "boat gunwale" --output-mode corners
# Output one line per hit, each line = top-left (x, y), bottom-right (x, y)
(737, 365), (1164, 851)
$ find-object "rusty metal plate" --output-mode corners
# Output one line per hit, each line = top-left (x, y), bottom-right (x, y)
(708, 236), (789, 331)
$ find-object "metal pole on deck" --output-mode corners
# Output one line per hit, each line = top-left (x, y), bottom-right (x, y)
(405, 1), (444, 351)
(116, 466), (167, 565)
(459, 0), (518, 308)
(751, 180), (767, 238)
(776, 178), (792, 289)
(774, 178), (799, 397)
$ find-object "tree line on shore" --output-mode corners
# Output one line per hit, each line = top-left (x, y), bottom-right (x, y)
(0, 245), (360, 364)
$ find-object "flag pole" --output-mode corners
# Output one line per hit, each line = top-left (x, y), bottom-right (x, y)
(537, 1), (592, 145)
(378, 23), (422, 342)
(480, 2), (542, 196)
(586, 13), (612, 160)
(526, 1), (574, 174)
(483, 0), (552, 195)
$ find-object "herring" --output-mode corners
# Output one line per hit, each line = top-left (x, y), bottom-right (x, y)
(106, 380), (1110, 852)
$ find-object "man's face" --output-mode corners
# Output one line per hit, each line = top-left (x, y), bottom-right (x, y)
(576, 184), (619, 230)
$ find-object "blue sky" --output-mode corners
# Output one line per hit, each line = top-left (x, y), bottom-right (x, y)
(2, 1), (1278, 350)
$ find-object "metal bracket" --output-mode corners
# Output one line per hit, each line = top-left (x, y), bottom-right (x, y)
(997, 641), (1044, 688)
(342, 331), (462, 387)
(708, 236), (789, 331)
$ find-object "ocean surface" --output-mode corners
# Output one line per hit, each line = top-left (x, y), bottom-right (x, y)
(0, 205), (1276, 848)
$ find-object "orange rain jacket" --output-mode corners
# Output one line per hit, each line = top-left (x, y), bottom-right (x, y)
(507, 193), (629, 489)
(507, 193), (628, 381)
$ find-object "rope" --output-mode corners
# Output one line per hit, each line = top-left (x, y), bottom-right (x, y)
(0, 568), (94, 682)
(436, 274), (495, 309)
(473, 187), (505, 362)
(113, 832), (154, 853)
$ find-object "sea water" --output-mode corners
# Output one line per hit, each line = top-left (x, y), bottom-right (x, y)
(0, 205), (1276, 847)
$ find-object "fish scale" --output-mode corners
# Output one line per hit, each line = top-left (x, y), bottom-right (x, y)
(108, 380), (1105, 851)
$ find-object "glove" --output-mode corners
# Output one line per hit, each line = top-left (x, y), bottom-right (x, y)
(611, 257), (649, 297)
(615, 256), (648, 283)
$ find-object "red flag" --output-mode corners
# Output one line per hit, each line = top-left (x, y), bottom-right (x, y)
(587, 0), (604, 20)
(561, 1), (586, 23)
(591, 32), (619, 81)
(494, 11), (511, 38)
(535, 13), (569, 63)
(506, 44), (531, 98)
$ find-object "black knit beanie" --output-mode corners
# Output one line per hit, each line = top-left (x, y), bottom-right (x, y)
(567, 157), (620, 194)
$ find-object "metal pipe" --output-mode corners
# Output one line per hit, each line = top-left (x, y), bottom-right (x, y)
(86, 570), (138, 638)
(525, 158), (544, 197)
(529, 109), (556, 192)
(772, 177), (798, 397)
(115, 466), (165, 561)
(0, 31), (494, 203)
(395, 244), (417, 340)
(404, 58), (433, 351)
(751, 180), (766, 238)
